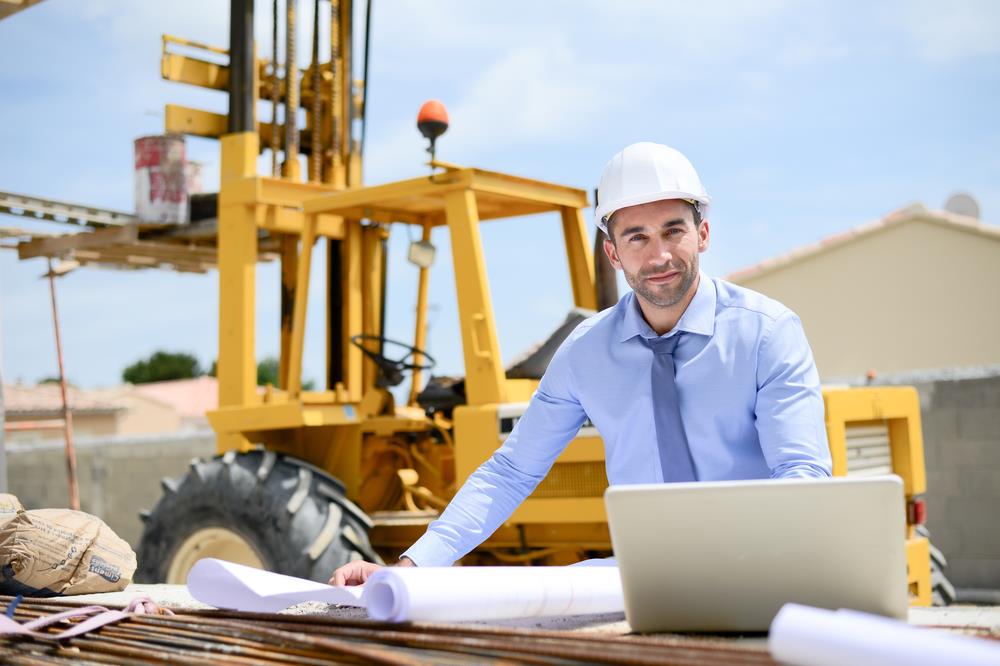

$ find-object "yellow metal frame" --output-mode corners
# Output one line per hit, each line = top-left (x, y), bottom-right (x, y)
(211, 163), (593, 429)
(301, 165), (593, 408)
(823, 386), (931, 606)
(823, 387), (927, 494)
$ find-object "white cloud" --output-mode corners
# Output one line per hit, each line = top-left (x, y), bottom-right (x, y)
(68, 0), (229, 48)
(449, 39), (619, 152)
(584, 0), (795, 64)
(900, 0), (1000, 62)
(364, 35), (630, 179)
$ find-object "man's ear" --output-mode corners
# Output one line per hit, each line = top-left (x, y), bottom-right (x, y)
(603, 237), (622, 270)
(697, 220), (710, 254)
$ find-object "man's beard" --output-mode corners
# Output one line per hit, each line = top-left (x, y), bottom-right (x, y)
(624, 254), (699, 309)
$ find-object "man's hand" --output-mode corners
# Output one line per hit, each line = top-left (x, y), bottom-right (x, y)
(329, 556), (415, 586)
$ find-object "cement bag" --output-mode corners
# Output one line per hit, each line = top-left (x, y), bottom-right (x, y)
(0, 506), (137, 597)
(0, 494), (24, 526)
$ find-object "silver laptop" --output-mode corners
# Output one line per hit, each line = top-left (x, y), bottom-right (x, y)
(604, 476), (909, 633)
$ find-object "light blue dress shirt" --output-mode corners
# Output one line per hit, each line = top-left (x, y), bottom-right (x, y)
(402, 273), (832, 566)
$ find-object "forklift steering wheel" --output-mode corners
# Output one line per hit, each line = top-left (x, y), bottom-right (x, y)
(349, 334), (436, 387)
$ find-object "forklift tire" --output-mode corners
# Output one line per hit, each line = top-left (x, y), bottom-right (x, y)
(916, 525), (956, 606)
(135, 449), (381, 584)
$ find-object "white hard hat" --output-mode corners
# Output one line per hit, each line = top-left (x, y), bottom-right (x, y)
(595, 142), (711, 235)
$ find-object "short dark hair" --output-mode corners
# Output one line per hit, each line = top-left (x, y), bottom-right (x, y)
(605, 200), (702, 242)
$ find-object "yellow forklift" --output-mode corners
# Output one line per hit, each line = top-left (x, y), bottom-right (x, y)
(35, 0), (931, 605)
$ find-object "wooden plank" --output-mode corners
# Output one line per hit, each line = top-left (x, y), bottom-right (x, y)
(17, 225), (138, 259)
(0, 190), (136, 228)
(77, 243), (219, 262)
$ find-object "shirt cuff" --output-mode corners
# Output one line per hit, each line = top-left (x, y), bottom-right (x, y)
(400, 532), (458, 567)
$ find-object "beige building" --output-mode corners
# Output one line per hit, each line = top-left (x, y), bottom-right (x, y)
(4, 383), (131, 444)
(96, 376), (218, 432)
(727, 204), (1000, 380)
(2, 377), (220, 443)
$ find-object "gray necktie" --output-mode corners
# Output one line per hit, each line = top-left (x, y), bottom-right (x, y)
(647, 334), (698, 482)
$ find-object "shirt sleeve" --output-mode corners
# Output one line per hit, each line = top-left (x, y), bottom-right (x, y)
(401, 339), (589, 566)
(754, 310), (832, 479)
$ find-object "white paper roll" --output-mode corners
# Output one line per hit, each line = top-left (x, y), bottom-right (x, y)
(187, 559), (625, 623)
(363, 566), (625, 623)
(769, 603), (1000, 666)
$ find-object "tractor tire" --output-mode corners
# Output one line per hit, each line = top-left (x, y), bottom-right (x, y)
(135, 449), (380, 584)
(916, 525), (956, 606)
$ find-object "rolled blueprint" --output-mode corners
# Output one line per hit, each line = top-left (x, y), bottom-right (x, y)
(187, 559), (624, 623)
(363, 565), (624, 622)
(768, 603), (1000, 666)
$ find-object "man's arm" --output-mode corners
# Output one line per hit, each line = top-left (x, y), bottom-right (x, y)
(754, 310), (832, 478)
(330, 342), (586, 582)
(400, 345), (588, 567)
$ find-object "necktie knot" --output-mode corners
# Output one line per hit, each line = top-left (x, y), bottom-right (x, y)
(646, 333), (681, 355)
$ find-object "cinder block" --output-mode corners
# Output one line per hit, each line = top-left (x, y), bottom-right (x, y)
(973, 376), (999, 405)
(926, 469), (962, 499)
(924, 380), (961, 408)
(924, 499), (964, 553)
(933, 377), (1000, 409)
(924, 526), (962, 563)
(944, 557), (1000, 589)
(920, 407), (959, 454)
(953, 500), (1000, 556)
(947, 438), (1000, 467)
(960, 468), (1000, 499)
(957, 407), (1000, 441)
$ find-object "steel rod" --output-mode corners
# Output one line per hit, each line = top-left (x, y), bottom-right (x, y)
(270, 0), (281, 176)
(3, 596), (777, 665)
(46, 258), (79, 510)
(309, 0), (322, 181)
(407, 223), (432, 406)
(227, 0), (255, 133)
(282, 0), (300, 179)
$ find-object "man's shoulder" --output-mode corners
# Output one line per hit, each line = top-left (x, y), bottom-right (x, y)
(711, 277), (792, 323)
(560, 295), (628, 352)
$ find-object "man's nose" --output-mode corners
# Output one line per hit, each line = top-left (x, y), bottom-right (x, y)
(647, 238), (672, 263)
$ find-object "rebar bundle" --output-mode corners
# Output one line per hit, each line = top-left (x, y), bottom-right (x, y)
(0, 595), (776, 666)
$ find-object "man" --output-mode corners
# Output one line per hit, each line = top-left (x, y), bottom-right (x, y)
(332, 142), (831, 585)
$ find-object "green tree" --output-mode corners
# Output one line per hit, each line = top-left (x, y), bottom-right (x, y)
(38, 376), (73, 386)
(255, 356), (314, 390)
(122, 351), (202, 384)
(206, 356), (314, 390)
(257, 356), (279, 386)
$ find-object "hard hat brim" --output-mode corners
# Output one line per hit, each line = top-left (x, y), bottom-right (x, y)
(595, 190), (711, 235)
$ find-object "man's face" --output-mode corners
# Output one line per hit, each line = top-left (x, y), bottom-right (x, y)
(603, 199), (710, 309)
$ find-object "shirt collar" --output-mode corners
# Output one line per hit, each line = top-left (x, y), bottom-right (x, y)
(619, 272), (717, 342)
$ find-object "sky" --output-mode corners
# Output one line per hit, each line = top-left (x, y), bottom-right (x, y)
(1, 0), (999, 391)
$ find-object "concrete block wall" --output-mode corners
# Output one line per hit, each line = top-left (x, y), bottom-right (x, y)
(907, 375), (1000, 589)
(6, 431), (215, 547)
